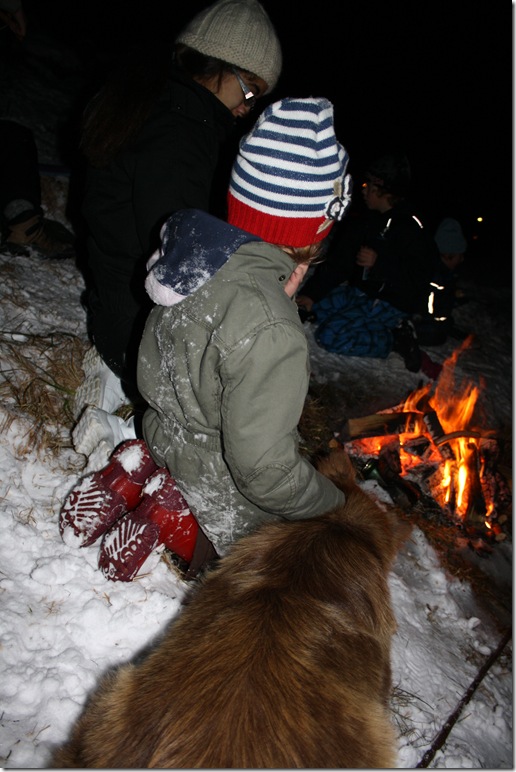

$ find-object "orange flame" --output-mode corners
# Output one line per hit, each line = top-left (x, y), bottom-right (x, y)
(350, 337), (497, 528)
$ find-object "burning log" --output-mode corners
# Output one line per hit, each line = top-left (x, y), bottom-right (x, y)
(342, 373), (510, 545)
(402, 436), (431, 457)
(336, 411), (420, 442)
(413, 391), (456, 460)
(435, 430), (488, 444)
(361, 441), (422, 511)
(443, 462), (457, 514)
(422, 410), (455, 460)
(462, 443), (488, 534)
(378, 443), (422, 509)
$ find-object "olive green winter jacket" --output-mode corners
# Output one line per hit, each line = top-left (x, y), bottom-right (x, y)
(137, 210), (345, 555)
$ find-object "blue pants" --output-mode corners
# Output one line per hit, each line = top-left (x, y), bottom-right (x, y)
(313, 284), (407, 358)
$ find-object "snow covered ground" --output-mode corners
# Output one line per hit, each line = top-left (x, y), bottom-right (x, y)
(0, 216), (512, 769)
(0, 6), (512, 769)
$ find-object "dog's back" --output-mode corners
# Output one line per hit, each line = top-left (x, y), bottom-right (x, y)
(51, 448), (410, 768)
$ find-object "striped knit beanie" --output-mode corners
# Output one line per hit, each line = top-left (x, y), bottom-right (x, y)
(176, 0), (282, 93)
(227, 97), (352, 247)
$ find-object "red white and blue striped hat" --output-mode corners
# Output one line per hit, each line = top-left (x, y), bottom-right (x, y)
(227, 97), (352, 247)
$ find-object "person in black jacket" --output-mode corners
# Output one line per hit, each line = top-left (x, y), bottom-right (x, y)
(296, 152), (439, 374)
(74, 0), (282, 437)
(413, 216), (468, 346)
(0, 1), (75, 259)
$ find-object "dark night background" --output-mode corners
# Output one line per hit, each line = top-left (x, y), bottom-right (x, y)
(11, 0), (513, 285)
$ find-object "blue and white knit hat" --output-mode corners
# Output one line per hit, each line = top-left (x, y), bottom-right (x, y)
(227, 97), (352, 247)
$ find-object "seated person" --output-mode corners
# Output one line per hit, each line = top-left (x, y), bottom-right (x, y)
(413, 216), (467, 345)
(296, 152), (439, 374)
(60, 96), (353, 582)
(0, 120), (75, 259)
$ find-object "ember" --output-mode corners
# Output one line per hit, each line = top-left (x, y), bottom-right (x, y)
(344, 337), (511, 544)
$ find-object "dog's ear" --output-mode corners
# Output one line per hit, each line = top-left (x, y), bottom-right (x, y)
(315, 444), (356, 493)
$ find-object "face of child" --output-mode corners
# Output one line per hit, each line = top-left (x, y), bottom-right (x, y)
(361, 181), (392, 213)
(441, 252), (465, 271)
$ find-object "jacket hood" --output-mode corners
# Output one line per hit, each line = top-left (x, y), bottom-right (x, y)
(145, 209), (261, 306)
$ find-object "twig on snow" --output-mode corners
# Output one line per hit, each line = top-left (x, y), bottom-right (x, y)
(416, 628), (512, 768)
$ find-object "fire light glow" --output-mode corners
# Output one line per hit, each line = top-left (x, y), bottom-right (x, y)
(349, 336), (502, 536)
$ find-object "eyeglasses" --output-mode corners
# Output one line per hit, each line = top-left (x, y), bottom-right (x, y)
(231, 67), (256, 110)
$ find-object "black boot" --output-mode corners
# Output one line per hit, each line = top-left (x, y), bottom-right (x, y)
(392, 319), (422, 373)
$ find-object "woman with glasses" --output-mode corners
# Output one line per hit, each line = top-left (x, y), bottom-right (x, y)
(73, 0), (282, 456)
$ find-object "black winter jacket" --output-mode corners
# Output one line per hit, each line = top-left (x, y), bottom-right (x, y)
(82, 66), (236, 295)
(80, 66), (236, 392)
(301, 201), (439, 315)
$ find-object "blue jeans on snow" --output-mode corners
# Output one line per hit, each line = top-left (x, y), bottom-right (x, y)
(313, 284), (407, 358)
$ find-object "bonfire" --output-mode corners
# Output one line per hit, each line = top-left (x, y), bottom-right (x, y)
(341, 337), (511, 546)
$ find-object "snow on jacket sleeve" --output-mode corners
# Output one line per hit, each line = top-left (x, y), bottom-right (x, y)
(220, 319), (345, 518)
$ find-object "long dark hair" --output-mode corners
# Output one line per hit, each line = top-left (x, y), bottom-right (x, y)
(80, 43), (233, 168)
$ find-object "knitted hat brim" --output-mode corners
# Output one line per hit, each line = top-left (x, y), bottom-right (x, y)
(227, 193), (333, 247)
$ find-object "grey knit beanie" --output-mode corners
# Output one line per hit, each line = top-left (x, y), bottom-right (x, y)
(176, 0), (282, 93)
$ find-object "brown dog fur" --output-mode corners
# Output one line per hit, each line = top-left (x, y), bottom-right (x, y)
(50, 447), (411, 769)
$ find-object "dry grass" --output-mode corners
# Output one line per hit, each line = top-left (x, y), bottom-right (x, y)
(390, 684), (433, 742)
(0, 331), (89, 458)
(298, 392), (337, 458)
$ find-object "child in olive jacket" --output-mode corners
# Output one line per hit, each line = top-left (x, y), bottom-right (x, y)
(137, 97), (352, 559)
(60, 97), (352, 580)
